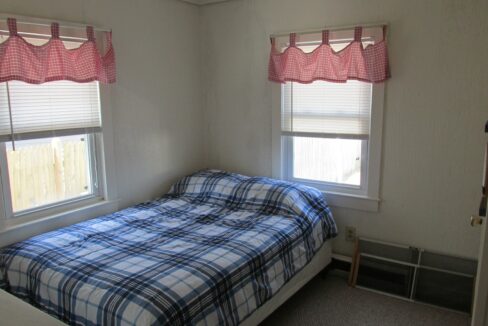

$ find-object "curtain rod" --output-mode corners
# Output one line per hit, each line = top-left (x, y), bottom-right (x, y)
(270, 21), (389, 39)
(0, 13), (111, 33)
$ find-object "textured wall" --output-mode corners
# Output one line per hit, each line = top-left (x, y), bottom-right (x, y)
(201, 0), (488, 258)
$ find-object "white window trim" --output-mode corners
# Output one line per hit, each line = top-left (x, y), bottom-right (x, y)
(0, 198), (119, 248)
(271, 82), (385, 212)
(0, 83), (119, 245)
(282, 137), (370, 197)
(0, 133), (102, 219)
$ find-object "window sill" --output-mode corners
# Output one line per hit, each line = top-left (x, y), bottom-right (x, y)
(322, 191), (380, 212)
(0, 198), (119, 248)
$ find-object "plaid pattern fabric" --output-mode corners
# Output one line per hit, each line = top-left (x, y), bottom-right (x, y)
(0, 170), (336, 326)
(0, 18), (116, 84)
(269, 26), (390, 84)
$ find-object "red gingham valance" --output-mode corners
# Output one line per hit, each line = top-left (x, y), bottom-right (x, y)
(268, 26), (390, 84)
(0, 18), (116, 84)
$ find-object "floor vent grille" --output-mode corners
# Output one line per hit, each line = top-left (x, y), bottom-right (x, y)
(350, 238), (477, 313)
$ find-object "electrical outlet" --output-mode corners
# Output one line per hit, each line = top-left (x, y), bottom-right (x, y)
(345, 226), (357, 242)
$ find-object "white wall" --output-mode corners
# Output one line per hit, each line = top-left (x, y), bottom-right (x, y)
(201, 0), (488, 258)
(2, 0), (487, 260)
(0, 0), (204, 208)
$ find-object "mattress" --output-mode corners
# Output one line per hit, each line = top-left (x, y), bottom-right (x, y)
(0, 170), (337, 325)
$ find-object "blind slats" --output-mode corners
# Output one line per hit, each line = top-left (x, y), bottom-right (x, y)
(282, 79), (372, 138)
(0, 80), (101, 141)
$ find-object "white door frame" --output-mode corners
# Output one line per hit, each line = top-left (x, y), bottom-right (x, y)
(472, 219), (488, 326)
(472, 139), (488, 326)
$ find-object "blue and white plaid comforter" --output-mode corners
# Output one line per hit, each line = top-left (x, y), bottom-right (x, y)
(0, 170), (337, 326)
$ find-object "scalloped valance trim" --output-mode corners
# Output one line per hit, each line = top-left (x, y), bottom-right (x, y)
(0, 18), (116, 84)
(268, 26), (390, 84)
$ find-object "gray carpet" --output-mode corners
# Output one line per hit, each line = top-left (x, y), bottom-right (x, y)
(261, 274), (470, 326)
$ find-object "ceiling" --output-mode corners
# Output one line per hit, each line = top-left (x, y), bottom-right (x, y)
(179, 0), (231, 5)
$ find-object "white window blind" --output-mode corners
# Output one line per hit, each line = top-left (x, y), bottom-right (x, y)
(0, 80), (101, 142)
(282, 79), (372, 140)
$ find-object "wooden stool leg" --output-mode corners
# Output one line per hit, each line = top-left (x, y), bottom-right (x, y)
(348, 238), (360, 287)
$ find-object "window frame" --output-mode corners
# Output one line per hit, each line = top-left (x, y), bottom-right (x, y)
(0, 82), (118, 222)
(271, 80), (385, 212)
(0, 132), (103, 218)
(282, 136), (369, 195)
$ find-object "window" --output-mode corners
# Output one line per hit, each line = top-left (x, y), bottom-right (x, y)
(0, 80), (103, 216)
(272, 29), (385, 210)
(0, 29), (107, 218)
(282, 79), (372, 195)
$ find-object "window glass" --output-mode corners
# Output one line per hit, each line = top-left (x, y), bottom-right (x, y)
(292, 137), (362, 186)
(5, 134), (95, 212)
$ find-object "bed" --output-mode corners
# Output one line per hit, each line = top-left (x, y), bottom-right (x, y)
(0, 170), (337, 325)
